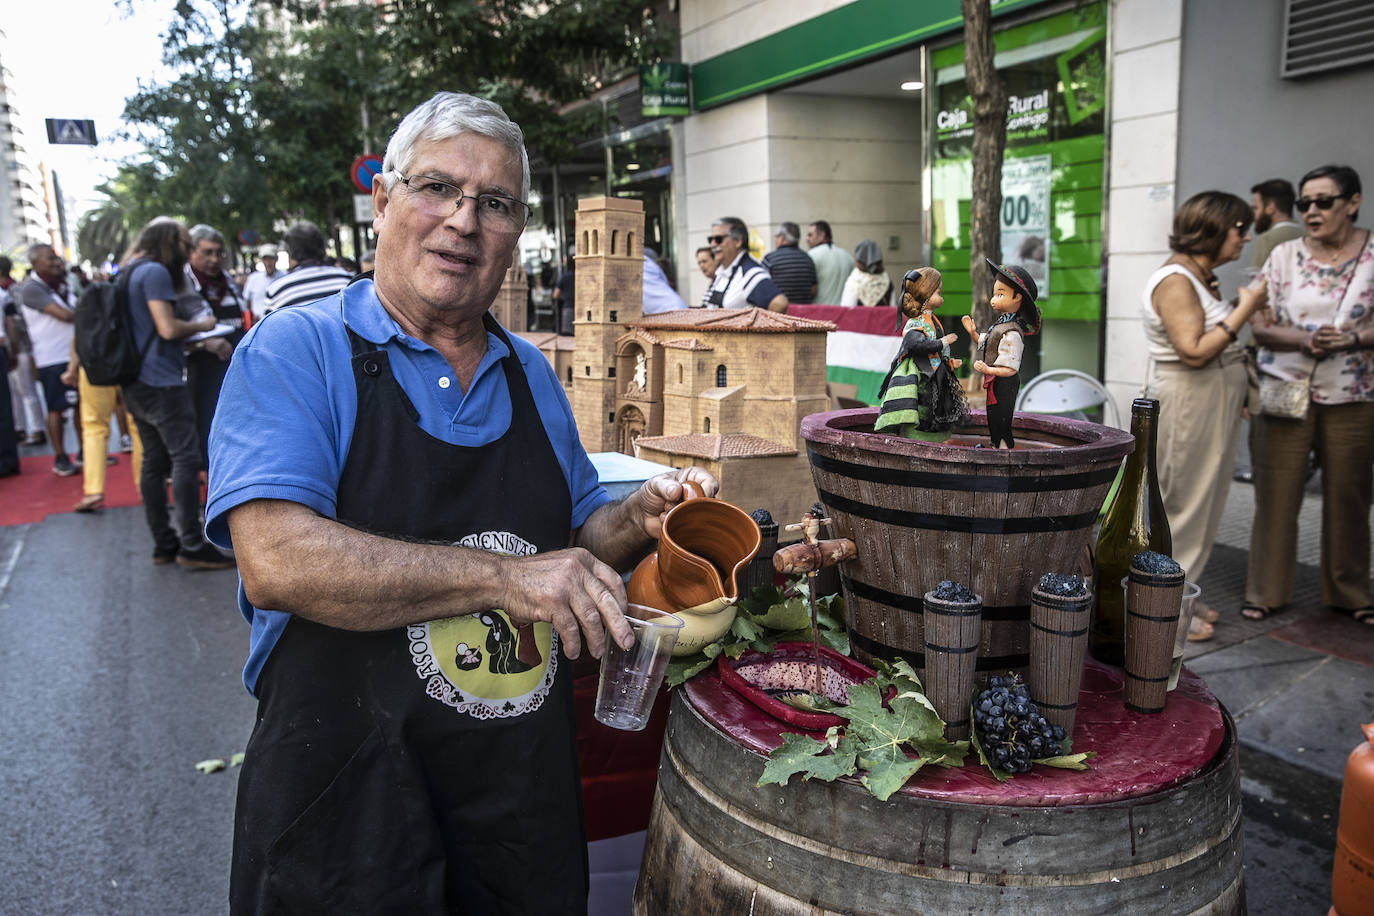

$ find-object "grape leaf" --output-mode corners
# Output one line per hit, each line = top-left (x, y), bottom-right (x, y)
(758, 731), (858, 787)
(1032, 752), (1095, 770)
(751, 594), (812, 631)
(834, 681), (948, 753)
(856, 746), (925, 801)
(730, 614), (764, 642)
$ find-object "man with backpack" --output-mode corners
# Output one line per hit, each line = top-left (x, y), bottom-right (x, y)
(118, 217), (234, 569)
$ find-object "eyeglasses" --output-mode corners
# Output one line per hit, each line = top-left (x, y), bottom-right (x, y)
(391, 171), (530, 233)
(1296, 195), (1346, 211)
(706, 234), (727, 245)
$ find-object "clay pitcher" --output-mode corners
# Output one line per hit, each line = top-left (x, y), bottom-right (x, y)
(627, 481), (761, 656)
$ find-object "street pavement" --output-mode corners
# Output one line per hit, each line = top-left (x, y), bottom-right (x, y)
(0, 433), (1367, 913)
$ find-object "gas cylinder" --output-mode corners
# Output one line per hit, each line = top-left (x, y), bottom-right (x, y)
(1332, 722), (1374, 916)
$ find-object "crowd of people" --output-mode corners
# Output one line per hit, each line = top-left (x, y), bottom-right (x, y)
(1144, 164), (1373, 633)
(0, 219), (368, 568)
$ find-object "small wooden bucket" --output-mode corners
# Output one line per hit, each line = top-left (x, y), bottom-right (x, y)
(922, 589), (983, 739)
(1028, 583), (1093, 735)
(1124, 563), (1184, 714)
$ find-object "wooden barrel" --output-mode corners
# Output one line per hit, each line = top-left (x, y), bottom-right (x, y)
(635, 665), (1245, 915)
(800, 408), (1133, 678)
(1028, 584), (1093, 735)
(921, 589), (983, 740)
(1124, 564), (1185, 714)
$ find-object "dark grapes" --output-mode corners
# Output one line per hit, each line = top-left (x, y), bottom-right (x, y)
(973, 674), (1064, 774)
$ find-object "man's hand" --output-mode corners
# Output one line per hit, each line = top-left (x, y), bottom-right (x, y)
(497, 547), (631, 660)
(204, 336), (233, 361)
(630, 468), (719, 541)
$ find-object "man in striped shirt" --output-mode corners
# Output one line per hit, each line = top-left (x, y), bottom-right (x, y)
(702, 217), (787, 311)
(761, 221), (817, 304)
(262, 222), (353, 314)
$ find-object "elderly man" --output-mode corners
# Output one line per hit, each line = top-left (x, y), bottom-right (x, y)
(702, 217), (787, 311)
(261, 221), (352, 314)
(17, 243), (80, 475)
(761, 221), (817, 304)
(183, 225), (246, 469)
(240, 243), (280, 320)
(208, 91), (714, 914)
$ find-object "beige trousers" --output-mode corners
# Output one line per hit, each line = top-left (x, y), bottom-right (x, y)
(1246, 400), (1374, 610)
(1147, 355), (1248, 583)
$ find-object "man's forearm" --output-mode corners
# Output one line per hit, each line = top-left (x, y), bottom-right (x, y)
(231, 499), (507, 630)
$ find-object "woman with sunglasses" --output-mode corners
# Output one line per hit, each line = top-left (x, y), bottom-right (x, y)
(1142, 191), (1268, 640)
(1244, 164), (1374, 627)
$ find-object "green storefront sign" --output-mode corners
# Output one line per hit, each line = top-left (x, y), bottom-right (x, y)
(641, 63), (690, 117)
(930, 2), (1107, 325)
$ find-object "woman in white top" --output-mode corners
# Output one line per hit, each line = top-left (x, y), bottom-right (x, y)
(839, 240), (896, 307)
(1142, 191), (1268, 639)
(1245, 164), (1374, 626)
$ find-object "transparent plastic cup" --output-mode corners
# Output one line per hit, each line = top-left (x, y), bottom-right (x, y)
(1122, 577), (1201, 691)
(593, 604), (683, 731)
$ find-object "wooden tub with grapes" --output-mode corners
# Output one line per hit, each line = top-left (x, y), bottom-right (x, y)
(633, 410), (1243, 914)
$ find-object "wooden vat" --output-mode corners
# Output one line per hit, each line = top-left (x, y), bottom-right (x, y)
(634, 663), (1243, 915)
(800, 408), (1133, 676)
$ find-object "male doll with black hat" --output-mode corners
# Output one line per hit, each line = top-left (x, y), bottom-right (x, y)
(962, 259), (1040, 449)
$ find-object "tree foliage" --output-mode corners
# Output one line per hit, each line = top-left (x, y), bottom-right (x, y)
(86, 0), (673, 260)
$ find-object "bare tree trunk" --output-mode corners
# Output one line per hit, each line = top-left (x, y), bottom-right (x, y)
(961, 0), (1008, 334)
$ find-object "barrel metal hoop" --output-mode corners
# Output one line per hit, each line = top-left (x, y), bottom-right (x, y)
(810, 451), (1120, 493)
(1030, 621), (1090, 637)
(1033, 698), (1077, 710)
(924, 642), (978, 654)
(1124, 701), (1166, 713)
(924, 605), (983, 617)
(818, 488), (1099, 534)
(1124, 671), (1170, 683)
(851, 629), (1029, 671)
(842, 573), (1028, 620)
(1127, 611), (1180, 622)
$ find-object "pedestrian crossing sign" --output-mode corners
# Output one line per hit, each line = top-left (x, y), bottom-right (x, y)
(45, 119), (98, 146)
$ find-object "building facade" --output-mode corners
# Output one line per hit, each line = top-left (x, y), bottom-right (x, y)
(0, 36), (52, 256)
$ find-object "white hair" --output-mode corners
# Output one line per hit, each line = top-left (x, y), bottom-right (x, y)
(381, 91), (530, 201)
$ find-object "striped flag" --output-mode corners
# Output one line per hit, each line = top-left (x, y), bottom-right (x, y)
(788, 304), (902, 405)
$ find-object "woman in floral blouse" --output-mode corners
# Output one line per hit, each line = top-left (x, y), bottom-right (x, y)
(1245, 164), (1374, 626)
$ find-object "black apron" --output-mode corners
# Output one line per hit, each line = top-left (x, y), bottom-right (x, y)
(230, 314), (586, 915)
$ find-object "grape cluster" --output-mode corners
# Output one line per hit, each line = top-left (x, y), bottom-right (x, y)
(973, 675), (1066, 774)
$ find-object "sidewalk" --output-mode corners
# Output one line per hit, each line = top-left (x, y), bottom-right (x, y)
(1185, 472), (1372, 913)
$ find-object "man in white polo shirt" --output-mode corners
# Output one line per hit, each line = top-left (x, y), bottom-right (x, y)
(702, 217), (787, 311)
(17, 243), (80, 475)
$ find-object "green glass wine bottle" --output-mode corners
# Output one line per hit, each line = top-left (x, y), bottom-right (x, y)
(1089, 397), (1172, 667)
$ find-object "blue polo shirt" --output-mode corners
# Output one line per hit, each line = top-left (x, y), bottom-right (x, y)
(206, 278), (611, 694)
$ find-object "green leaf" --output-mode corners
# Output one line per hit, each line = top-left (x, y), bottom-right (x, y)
(730, 615), (763, 642)
(758, 732), (857, 787)
(857, 748), (925, 801)
(665, 654), (713, 687)
(195, 759), (226, 775)
(751, 595), (811, 632)
(1032, 752), (1095, 771)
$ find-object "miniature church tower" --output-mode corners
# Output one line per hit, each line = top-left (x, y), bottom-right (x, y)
(489, 254), (528, 332)
(571, 197), (644, 454)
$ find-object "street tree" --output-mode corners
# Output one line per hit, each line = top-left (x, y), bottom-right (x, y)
(961, 0), (1008, 333)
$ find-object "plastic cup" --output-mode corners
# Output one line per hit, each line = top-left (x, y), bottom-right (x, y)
(594, 604), (684, 731)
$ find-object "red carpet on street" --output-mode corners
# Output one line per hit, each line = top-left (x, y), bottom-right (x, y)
(0, 454), (142, 526)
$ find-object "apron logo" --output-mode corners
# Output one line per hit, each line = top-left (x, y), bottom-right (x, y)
(407, 531), (557, 720)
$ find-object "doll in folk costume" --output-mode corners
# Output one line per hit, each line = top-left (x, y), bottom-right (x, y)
(962, 259), (1041, 449)
(874, 268), (968, 441)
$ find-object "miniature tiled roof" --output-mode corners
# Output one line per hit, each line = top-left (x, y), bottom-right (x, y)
(516, 331), (575, 350)
(634, 433), (798, 460)
(632, 307), (834, 334)
(661, 337), (712, 351)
